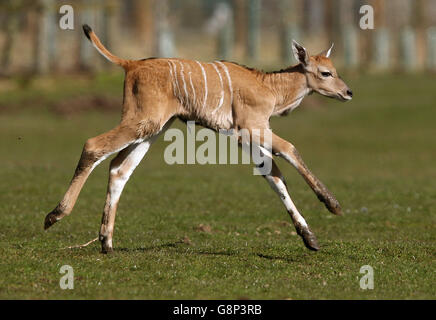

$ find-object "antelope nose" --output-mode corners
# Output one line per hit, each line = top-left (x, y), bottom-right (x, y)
(346, 89), (353, 97)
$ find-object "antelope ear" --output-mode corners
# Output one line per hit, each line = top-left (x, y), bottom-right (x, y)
(291, 40), (309, 66)
(319, 43), (334, 57)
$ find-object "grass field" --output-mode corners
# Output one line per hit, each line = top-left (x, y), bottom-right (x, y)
(0, 72), (435, 299)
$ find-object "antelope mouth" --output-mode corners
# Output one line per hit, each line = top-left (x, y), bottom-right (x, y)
(337, 93), (352, 101)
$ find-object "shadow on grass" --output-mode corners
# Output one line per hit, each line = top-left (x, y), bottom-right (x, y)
(255, 253), (303, 263)
(118, 242), (237, 257)
(117, 241), (306, 263)
(117, 241), (181, 252)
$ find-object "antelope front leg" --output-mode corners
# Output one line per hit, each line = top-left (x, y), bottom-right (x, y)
(256, 147), (319, 251)
(269, 133), (342, 215)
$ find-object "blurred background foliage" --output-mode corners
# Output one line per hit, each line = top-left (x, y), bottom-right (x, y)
(0, 0), (435, 76)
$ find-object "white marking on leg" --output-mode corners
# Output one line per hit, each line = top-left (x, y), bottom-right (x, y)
(195, 61), (208, 109)
(280, 152), (299, 168)
(256, 146), (308, 228)
(106, 238), (113, 248)
(90, 142), (132, 172)
(109, 141), (152, 206)
(106, 118), (173, 209)
(211, 62), (224, 114)
(265, 175), (308, 228)
(215, 61), (233, 105)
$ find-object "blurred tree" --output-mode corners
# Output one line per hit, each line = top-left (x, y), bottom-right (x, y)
(133, 0), (154, 57)
(101, 0), (118, 68)
(398, 0), (416, 71)
(78, 1), (93, 70)
(357, 0), (373, 68)
(372, 0), (390, 70)
(34, 0), (57, 74)
(427, 27), (436, 71)
(304, 0), (324, 36)
(247, 0), (261, 61)
(233, 0), (247, 58)
(155, 0), (175, 57)
(0, 0), (21, 74)
(206, 1), (234, 60)
(279, 0), (302, 64)
(339, 0), (358, 67)
(424, 0), (436, 70)
(324, 0), (336, 44)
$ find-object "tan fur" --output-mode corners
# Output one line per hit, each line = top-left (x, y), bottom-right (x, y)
(44, 26), (352, 252)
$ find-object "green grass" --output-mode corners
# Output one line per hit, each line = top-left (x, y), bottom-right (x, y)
(0, 73), (435, 299)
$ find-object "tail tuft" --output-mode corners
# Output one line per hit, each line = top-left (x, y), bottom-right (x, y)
(82, 24), (92, 41)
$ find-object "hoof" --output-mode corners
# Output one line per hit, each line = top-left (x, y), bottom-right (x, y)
(44, 212), (58, 230)
(324, 198), (342, 215)
(100, 235), (113, 254)
(101, 247), (113, 254)
(301, 230), (320, 251)
(317, 191), (342, 215)
(295, 224), (320, 251)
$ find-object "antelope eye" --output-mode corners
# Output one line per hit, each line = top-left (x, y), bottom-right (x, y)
(321, 71), (332, 77)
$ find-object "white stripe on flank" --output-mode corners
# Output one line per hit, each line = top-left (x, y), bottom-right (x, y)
(216, 61), (233, 106)
(187, 64), (196, 107)
(211, 62), (224, 114)
(178, 61), (189, 103)
(171, 61), (180, 96)
(167, 61), (177, 97)
(195, 61), (208, 109)
(169, 60), (182, 101)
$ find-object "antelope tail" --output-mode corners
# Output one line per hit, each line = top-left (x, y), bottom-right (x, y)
(82, 24), (128, 68)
